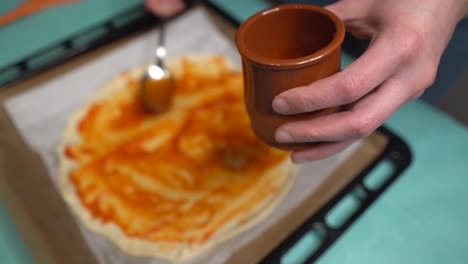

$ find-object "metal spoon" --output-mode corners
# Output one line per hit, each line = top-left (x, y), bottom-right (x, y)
(141, 20), (175, 113)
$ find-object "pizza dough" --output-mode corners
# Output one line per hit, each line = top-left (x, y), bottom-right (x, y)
(58, 55), (296, 261)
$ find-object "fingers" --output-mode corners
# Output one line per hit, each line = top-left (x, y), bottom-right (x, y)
(273, 32), (403, 115)
(284, 74), (412, 163)
(275, 74), (410, 144)
(145, 0), (185, 17)
(291, 139), (357, 163)
(275, 111), (358, 143)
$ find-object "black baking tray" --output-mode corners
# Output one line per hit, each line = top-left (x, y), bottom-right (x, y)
(259, 126), (412, 263)
(0, 1), (412, 263)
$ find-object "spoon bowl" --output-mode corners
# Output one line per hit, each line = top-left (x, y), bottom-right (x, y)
(141, 21), (175, 113)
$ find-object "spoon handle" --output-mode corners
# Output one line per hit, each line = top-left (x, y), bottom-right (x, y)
(155, 20), (167, 69)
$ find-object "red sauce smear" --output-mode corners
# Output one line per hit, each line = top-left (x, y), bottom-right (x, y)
(66, 57), (290, 245)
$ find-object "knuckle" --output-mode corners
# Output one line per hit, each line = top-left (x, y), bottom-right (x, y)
(352, 115), (378, 137)
(339, 74), (363, 102)
(294, 93), (315, 112)
(410, 59), (438, 100)
(393, 29), (425, 61)
(286, 122), (327, 142)
(292, 126), (321, 142)
(411, 90), (425, 100)
(419, 60), (438, 88)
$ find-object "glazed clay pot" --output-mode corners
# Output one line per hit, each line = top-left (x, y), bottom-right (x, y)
(236, 4), (345, 150)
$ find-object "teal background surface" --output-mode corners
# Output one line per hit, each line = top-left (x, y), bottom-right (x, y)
(0, 206), (34, 264)
(0, 0), (142, 69)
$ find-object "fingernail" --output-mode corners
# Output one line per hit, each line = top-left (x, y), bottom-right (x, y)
(275, 130), (293, 143)
(273, 98), (290, 113)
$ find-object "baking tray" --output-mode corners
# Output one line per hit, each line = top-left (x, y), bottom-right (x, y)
(260, 126), (411, 263)
(0, 1), (412, 263)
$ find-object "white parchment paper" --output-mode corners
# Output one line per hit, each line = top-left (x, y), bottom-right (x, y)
(4, 8), (361, 264)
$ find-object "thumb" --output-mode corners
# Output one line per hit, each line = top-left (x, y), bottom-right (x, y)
(325, 0), (372, 21)
(325, 0), (377, 39)
(324, 1), (347, 19)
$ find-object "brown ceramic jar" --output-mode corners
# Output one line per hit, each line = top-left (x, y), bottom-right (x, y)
(236, 4), (345, 150)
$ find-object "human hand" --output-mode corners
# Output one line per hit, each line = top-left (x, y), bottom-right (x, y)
(273, 0), (468, 163)
(144, 0), (185, 17)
